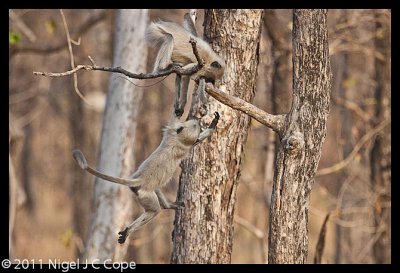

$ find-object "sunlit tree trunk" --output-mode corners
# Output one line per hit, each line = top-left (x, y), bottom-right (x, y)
(83, 9), (148, 262)
(170, 9), (264, 264)
(268, 9), (332, 264)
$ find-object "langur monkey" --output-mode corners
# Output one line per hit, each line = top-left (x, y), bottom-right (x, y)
(146, 13), (225, 116)
(73, 111), (220, 244)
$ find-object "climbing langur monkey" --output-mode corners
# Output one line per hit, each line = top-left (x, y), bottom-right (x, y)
(73, 110), (220, 244)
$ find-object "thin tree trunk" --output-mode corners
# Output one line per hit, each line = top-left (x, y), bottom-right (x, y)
(82, 9), (148, 262)
(170, 9), (264, 264)
(268, 9), (332, 264)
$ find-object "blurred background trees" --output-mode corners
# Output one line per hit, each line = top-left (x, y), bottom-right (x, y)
(9, 9), (390, 263)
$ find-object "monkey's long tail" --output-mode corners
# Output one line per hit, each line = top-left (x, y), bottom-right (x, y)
(72, 150), (141, 187)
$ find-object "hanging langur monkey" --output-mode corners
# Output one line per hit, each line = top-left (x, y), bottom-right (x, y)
(145, 12), (225, 117)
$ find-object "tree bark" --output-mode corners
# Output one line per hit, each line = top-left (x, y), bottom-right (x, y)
(82, 9), (148, 262)
(268, 9), (332, 264)
(170, 9), (264, 264)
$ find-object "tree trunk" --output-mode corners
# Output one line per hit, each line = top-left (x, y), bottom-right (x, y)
(268, 9), (332, 264)
(82, 9), (148, 262)
(170, 9), (264, 264)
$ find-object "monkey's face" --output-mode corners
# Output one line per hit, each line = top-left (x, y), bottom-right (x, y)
(175, 120), (200, 146)
(196, 57), (226, 84)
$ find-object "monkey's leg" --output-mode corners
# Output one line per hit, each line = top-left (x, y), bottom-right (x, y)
(197, 78), (208, 104)
(155, 189), (184, 209)
(179, 75), (190, 111)
(118, 190), (161, 244)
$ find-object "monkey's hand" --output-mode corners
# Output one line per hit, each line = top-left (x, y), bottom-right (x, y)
(175, 108), (184, 118)
(209, 112), (220, 129)
(118, 228), (129, 244)
(194, 112), (220, 145)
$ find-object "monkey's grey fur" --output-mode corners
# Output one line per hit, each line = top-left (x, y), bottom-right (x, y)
(145, 20), (225, 82)
(73, 112), (219, 244)
(146, 15), (225, 117)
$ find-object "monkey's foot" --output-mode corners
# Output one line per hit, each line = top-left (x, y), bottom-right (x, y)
(118, 228), (129, 244)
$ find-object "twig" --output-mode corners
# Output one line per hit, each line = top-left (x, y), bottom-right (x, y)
(34, 60), (201, 79)
(204, 83), (286, 135)
(59, 9), (91, 105)
(316, 119), (390, 176)
(189, 38), (205, 67)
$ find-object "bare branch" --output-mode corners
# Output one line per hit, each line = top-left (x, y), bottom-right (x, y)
(189, 38), (205, 67)
(33, 40), (204, 80)
(204, 83), (286, 136)
(34, 61), (201, 79)
(59, 9), (91, 105)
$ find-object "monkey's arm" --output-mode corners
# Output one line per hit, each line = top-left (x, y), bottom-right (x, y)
(72, 150), (141, 187)
(194, 112), (220, 145)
